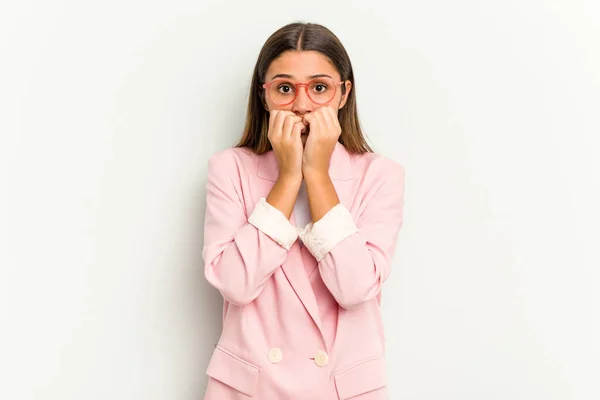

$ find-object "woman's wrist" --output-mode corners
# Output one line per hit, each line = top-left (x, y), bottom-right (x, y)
(277, 171), (303, 185)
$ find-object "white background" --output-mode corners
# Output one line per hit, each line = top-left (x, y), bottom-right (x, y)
(1, 1), (598, 399)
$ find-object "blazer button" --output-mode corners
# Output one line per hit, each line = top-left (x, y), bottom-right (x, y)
(314, 350), (329, 367)
(268, 347), (283, 364)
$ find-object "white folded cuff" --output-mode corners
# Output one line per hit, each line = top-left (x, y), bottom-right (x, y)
(298, 203), (358, 261)
(248, 197), (299, 250)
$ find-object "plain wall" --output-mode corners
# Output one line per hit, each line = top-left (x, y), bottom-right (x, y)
(1, 0), (598, 399)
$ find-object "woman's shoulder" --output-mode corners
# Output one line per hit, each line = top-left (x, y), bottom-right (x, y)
(351, 150), (405, 181)
(207, 146), (257, 168)
(208, 145), (255, 162)
(205, 146), (262, 183)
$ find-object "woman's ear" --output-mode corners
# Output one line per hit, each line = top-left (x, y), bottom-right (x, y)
(339, 80), (352, 109)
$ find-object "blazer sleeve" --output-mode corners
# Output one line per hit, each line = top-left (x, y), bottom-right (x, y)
(299, 162), (405, 309)
(202, 151), (299, 306)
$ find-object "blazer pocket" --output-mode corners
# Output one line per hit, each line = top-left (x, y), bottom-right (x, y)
(206, 345), (259, 397)
(334, 356), (387, 399)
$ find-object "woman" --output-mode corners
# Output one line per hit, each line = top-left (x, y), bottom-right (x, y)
(202, 22), (406, 399)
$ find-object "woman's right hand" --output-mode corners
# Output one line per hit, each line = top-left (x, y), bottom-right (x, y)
(267, 110), (306, 180)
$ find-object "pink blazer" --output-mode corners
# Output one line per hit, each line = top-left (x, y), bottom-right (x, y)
(202, 141), (405, 399)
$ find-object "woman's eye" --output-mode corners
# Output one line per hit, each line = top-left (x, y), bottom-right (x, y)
(278, 85), (294, 93)
(314, 84), (327, 92)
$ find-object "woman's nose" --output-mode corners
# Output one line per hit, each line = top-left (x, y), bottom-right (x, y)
(292, 88), (312, 112)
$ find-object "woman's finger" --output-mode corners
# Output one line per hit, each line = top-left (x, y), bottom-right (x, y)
(272, 110), (287, 143)
(282, 113), (301, 142)
(325, 106), (341, 135)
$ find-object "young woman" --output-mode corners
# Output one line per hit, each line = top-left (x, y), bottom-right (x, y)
(202, 22), (406, 399)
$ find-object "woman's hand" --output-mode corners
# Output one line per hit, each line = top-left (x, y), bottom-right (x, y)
(268, 110), (307, 180)
(302, 105), (341, 176)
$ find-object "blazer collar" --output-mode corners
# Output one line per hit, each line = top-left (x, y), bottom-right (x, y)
(257, 141), (354, 181)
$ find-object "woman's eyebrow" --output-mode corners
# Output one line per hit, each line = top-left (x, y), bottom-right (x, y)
(270, 73), (333, 80)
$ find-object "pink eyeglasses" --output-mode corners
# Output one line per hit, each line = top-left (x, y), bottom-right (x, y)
(262, 77), (344, 106)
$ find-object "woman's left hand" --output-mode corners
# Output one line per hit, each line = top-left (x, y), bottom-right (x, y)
(302, 105), (342, 176)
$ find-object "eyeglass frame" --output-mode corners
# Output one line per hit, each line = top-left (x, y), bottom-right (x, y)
(261, 77), (345, 106)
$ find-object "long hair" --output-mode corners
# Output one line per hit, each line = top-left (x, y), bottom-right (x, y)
(234, 22), (373, 155)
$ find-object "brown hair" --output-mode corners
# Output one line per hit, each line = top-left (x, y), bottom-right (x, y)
(234, 22), (373, 155)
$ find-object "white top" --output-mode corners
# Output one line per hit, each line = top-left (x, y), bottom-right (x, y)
(293, 180), (311, 246)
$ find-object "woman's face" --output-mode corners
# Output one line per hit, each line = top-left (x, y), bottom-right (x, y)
(263, 50), (352, 145)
